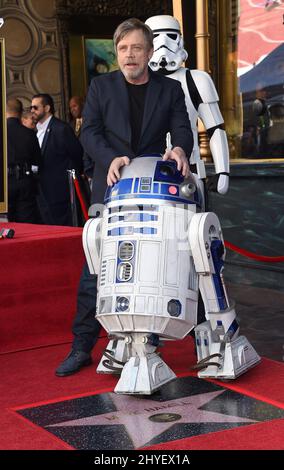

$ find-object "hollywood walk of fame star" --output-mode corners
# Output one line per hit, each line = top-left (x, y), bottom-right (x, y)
(48, 390), (256, 448)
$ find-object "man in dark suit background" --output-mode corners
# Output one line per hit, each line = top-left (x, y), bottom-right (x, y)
(30, 93), (83, 226)
(69, 95), (84, 137)
(6, 98), (41, 223)
(69, 95), (94, 180)
(56, 18), (193, 376)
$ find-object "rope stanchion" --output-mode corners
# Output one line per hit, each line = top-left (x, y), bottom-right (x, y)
(72, 174), (89, 222)
(224, 240), (284, 263)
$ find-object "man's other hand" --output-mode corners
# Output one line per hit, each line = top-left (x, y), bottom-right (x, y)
(163, 146), (190, 177)
(107, 156), (130, 186)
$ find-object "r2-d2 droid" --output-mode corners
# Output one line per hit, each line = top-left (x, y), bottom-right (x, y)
(83, 155), (260, 395)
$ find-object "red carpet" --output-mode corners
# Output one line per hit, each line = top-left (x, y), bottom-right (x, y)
(0, 337), (283, 450)
(0, 223), (85, 353)
(0, 223), (283, 450)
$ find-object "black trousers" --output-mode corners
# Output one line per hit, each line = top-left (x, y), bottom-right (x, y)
(8, 175), (40, 224)
(37, 189), (73, 226)
(72, 262), (101, 353)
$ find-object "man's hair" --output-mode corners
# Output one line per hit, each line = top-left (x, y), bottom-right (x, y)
(32, 93), (55, 114)
(113, 18), (153, 51)
(69, 96), (84, 107)
(6, 98), (23, 116)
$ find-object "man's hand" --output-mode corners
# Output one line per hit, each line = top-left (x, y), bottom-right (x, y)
(107, 156), (130, 186)
(163, 146), (190, 177)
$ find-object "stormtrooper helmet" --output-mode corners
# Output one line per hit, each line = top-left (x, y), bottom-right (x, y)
(145, 15), (188, 73)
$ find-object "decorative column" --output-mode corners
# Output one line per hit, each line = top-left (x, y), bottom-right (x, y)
(172, 0), (184, 36)
(217, 0), (241, 159)
(195, 0), (211, 161)
(56, 13), (71, 119)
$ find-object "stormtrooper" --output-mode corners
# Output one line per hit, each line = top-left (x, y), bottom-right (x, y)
(82, 17), (260, 395)
(145, 14), (229, 196)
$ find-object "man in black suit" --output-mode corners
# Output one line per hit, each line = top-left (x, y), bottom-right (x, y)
(69, 95), (93, 183)
(7, 98), (41, 223)
(69, 95), (84, 137)
(81, 30), (192, 205)
(31, 93), (83, 226)
(56, 18), (193, 376)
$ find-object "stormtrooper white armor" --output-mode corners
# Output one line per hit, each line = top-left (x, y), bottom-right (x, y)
(145, 15), (229, 194)
(83, 155), (260, 395)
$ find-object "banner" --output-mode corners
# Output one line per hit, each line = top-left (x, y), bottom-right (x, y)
(0, 38), (7, 214)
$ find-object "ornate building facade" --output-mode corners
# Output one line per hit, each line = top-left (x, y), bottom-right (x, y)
(0, 0), (172, 117)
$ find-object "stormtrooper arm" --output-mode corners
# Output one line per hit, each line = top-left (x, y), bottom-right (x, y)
(191, 70), (230, 194)
(82, 217), (102, 274)
(198, 103), (229, 194)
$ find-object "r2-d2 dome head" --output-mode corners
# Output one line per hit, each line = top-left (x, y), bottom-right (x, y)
(145, 15), (188, 73)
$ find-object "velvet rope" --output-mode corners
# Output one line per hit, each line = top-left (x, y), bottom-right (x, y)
(224, 240), (284, 263)
(73, 176), (89, 222)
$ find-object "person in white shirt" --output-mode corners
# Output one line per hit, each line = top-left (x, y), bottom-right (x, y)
(31, 93), (83, 226)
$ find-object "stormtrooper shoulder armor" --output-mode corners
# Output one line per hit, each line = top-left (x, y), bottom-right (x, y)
(190, 70), (219, 105)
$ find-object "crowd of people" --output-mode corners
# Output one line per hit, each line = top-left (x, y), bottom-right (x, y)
(6, 94), (86, 226)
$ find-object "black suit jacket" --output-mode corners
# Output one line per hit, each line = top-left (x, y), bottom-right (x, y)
(81, 70), (193, 204)
(39, 116), (83, 206)
(7, 117), (41, 167)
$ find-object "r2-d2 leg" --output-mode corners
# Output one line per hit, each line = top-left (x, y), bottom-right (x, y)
(97, 337), (128, 374)
(189, 212), (260, 379)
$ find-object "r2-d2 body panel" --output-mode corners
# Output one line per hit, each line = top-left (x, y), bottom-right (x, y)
(95, 154), (203, 339)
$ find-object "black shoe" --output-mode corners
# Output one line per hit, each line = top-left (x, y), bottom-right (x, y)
(55, 350), (92, 377)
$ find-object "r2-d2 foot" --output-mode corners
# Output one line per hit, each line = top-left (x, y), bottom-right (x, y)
(97, 334), (176, 394)
(114, 334), (176, 395)
(194, 306), (260, 379)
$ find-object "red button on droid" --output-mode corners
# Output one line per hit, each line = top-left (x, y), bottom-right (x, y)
(169, 186), (178, 195)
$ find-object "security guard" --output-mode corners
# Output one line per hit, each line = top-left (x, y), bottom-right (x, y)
(6, 98), (41, 223)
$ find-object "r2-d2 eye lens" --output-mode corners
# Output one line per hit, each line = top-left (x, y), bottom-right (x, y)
(116, 296), (130, 312)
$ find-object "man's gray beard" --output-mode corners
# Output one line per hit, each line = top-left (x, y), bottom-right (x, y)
(121, 67), (143, 82)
